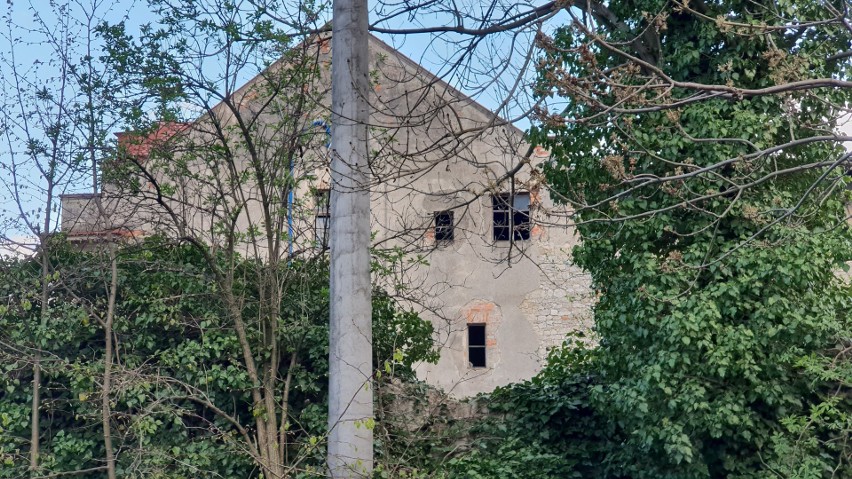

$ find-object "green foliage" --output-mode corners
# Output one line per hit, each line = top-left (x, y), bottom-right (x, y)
(374, 291), (441, 379)
(0, 238), (437, 477)
(438, 335), (613, 479)
(526, 0), (852, 477)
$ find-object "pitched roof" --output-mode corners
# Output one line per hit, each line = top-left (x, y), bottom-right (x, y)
(113, 33), (523, 159)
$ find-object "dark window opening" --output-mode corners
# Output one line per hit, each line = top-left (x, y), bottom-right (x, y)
(468, 323), (486, 368)
(434, 210), (454, 242)
(315, 216), (329, 246)
(314, 189), (330, 248)
(492, 193), (530, 241)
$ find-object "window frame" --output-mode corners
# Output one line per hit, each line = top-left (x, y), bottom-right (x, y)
(468, 323), (487, 368)
(492, 192), (531, 242)
(434, 210), (454, 242)
(314, 188), (330, 248)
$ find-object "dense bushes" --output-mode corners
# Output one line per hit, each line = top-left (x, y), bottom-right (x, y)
(440, 336), (613, 479)
(0, 238), (437, 477)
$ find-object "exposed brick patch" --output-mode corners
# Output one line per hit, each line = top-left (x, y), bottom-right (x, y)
(464, 301), (496, 323)
(460, 300), (502, 369)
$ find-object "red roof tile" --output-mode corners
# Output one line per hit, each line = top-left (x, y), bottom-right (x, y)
(115, 122), (188, 160)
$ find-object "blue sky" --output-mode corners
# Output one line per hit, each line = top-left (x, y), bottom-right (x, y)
(0, 0), (156, 249)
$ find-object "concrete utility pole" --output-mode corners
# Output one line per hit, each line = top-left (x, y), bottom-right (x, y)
(328, 0), (373, 475)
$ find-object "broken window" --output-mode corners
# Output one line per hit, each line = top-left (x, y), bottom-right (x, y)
(468, 323), (486, 368)
(434, 210), (454, 242)
(492, 192), (530, 241)
(314, 188), (330, 248)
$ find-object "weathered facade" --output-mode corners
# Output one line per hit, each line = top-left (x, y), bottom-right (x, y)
(60, 34), (593, 397)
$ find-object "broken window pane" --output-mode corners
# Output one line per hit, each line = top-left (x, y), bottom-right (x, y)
(434, 210), (454, 242)
(492, 192), (530, 241)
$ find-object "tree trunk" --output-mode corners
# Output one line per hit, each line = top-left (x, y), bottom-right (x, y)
(29, 352), (42, 474)
(328, 0), (373, 475)
(30, 189), (53, 474)
(101, 248), (118, 479)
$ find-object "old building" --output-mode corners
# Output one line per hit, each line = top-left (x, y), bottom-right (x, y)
(60, 34), (594, 397)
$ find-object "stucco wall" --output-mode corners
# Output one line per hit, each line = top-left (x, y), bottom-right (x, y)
(405, 190), (594, 397)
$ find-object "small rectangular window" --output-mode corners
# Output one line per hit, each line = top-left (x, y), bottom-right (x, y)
(492, 192), (530, 241)
(315, 215), (329, 245)
(468, 324), (486, 368)
(314, 189), (330, 248)
(434, 210), (454, 242)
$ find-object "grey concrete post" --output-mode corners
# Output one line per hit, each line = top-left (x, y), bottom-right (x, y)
(328, 0), (373, 476)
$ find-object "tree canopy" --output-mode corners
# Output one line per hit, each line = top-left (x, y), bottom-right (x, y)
(524, 0), (852, 476)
